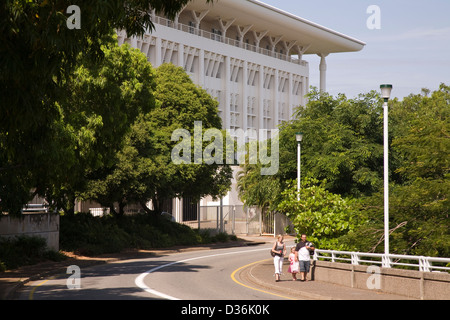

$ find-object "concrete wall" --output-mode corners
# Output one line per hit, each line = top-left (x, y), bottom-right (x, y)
(0, 213), (59, 251)
(310, 260), (450, 300)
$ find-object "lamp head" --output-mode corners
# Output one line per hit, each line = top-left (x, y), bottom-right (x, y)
(380, 84), (393, 101)
(295, 132), (303, 142)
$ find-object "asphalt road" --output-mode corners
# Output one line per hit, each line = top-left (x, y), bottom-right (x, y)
(17, 240), (297, 300)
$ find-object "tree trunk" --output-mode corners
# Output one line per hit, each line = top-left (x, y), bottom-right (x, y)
(64, 193), (76, 216)
(152, 196), (161, 214)
(140, 200), (153, 215)
(118, 200), (126, 217)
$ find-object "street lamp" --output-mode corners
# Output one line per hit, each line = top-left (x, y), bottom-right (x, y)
(380, 84), (393, 259)
(296, 132), (303, 201)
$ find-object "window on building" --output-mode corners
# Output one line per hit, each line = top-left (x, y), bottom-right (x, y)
(263, 100), (272, 129)
(211, 28), (223, 42)
(230, 93), (240, 130)
(189, 21), (195, 34)
(247, 97), (256, 129)
(278, 102), (286, 124)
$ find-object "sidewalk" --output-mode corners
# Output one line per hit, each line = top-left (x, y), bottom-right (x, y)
(237, 235), (415, 300)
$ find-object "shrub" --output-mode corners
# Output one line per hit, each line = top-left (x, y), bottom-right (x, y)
(59, 212), (204, 255)
(0, 236), (65, 270)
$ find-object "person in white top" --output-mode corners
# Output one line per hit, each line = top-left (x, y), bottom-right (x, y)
(294, 234), (315, 281)
(271, 234), (287, 282)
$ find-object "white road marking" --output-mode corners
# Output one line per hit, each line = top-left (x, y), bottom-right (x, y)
(134, 246), (273, 300)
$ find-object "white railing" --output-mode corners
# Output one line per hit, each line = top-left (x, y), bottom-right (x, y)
(89, 207), (110, 217)
(152, 16), (308, 66)
(314, 249), (450, 273)
(22, 203), (49, 213)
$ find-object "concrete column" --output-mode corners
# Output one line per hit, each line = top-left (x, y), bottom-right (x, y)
(155, 37), (162, 67)
(301, 76), (308, 106)
(224, 55), (231, 129)
(258, 64), (264, 130)
(178, 43), (184, 69)
(274, 69), (279, 125)
(198, 49), (205, 87)
(288, 73), (293, 119)
(319, 53), (329, 92)
(242, 60), (248, 130)
(218, 18), (236, 42)
(174, 198), (182, 223)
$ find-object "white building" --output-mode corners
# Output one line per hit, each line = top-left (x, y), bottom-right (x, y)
(117, 0), (365, 222)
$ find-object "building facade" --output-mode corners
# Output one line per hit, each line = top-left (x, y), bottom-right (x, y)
(116, 0), (365, 222)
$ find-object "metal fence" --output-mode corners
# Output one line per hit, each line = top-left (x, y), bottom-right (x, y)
(182, 205), (293, 236)
(314, 249), (450, 273)
(151, 16), (308, 66)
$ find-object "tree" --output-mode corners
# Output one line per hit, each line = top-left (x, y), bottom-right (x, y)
(0, 0), (212, 214)
(46, 41), (156, 214)
(237, 84), (449, 257)
(342, 84), (449, 256)
(391, 84), (449, 181)
(237, 161), (282, 224)
(277, 178), (359, 250)
(237, 88), (386, 215)
(1, 0), (213, 135)
(237, 163), (281, 212)
(289, 88), (385, 196)
(87, 64), (232, 215)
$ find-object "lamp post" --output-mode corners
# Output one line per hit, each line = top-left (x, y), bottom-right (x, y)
(380, 84), (393, 258)
(296, 133), (303, 201)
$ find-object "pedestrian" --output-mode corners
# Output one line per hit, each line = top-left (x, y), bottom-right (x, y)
(295, 233), (315, 281)
(288, 247), (299, 281)
(271, 234), (286, 282)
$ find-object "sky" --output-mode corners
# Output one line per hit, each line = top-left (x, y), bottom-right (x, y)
(259, 0), (450, 100)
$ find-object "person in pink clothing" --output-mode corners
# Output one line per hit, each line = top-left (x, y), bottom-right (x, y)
(287, 247), (299, 281)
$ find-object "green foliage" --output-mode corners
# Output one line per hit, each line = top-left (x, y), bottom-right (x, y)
(389, 179), (449, 257)
(0, 236), (65, 270)
(59, 212), (235, 257)
(0, 0), (213, 215)
(237, 163), (282, 212)
(238, 89), (384, 216)
(239, 84), (449, 257)
(288, 88), (384, 196)
(151, 63), (232, 202)
(41, 42), (156, 215)
(194, 229), (237, 244)
(60, 212), (187, 255)
(86, 63), (232, 213)
(391, 84), (449, 182)
(277, 178), (359, 250)
(347, 84), (450, 256)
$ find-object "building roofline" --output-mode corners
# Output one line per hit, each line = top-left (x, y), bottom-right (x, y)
(187, 0), (365, 54)
(249, 0), (366, 47)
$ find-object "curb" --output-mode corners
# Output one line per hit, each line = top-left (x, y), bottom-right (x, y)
(238, 259), (337, 300)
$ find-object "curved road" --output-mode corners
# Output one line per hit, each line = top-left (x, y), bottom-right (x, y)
(18, 241), (296, 300)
